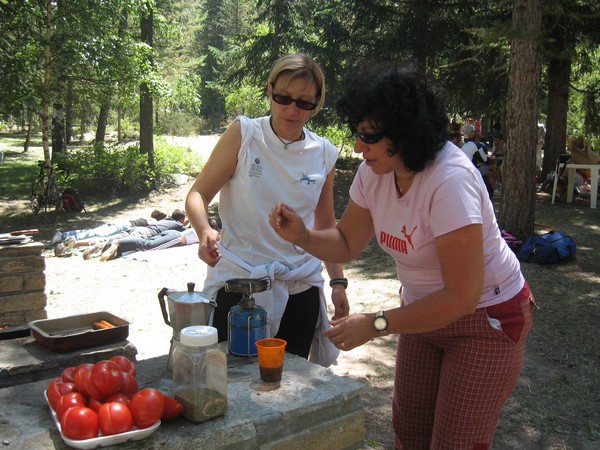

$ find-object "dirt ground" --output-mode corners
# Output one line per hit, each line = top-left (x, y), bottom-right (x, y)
(1, 136), (599, 449)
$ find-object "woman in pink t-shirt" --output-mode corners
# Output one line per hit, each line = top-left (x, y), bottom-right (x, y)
(269, 66), (535, 449)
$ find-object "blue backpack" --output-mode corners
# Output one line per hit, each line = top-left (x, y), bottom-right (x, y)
(518, 231), (576, 264)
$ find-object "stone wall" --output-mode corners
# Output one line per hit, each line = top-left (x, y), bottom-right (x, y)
(0, 243), (47, 327)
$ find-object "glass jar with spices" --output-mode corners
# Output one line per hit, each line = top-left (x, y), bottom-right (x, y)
(172, 325), (228, 422)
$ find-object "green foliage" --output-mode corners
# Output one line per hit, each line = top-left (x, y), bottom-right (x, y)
(2, 0), (598, 190)
(153, 136), (203, 180)
(568, 45), (600, 149)
(167, 69), (203, 116)
(311, 122), (355, 158)
(224, 83), (269, 119)
(53, 137), (202, 196)
(156, 111), (202, 136)
(119, 117), (141, 141)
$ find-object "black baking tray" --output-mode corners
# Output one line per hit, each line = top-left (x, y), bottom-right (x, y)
(29, 311), (129, 352)
(0, 325), (31, 340)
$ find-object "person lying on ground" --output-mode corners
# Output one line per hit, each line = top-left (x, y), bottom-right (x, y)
(96, 218), (220, 261)
(52, 209), (166, 246)
(94, 228), (199, 261)
(53, 209), (167, 257)
(55, 209), (187, 258)
(98, 209), (189, 261)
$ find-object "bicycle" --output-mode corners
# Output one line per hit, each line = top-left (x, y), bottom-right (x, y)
(29, 160), (69, 224)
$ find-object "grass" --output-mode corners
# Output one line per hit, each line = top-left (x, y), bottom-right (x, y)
(0, 132), (204, 231)
(0, 134), (45, 199)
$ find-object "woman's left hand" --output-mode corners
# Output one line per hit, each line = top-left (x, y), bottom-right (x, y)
(331, 286), (350, 320)
(324, 313), (377, 351)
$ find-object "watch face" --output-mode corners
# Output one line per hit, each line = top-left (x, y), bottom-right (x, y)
(374, 316), (387, 331)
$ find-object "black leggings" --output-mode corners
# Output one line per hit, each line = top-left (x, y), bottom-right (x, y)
(212, 286), (320, 359)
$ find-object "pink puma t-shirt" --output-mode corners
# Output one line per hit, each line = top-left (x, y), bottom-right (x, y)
(349, 142), (524, 308)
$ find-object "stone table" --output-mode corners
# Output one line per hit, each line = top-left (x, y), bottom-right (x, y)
(0, 351), (366, 449)
(0, 336), (137, 388)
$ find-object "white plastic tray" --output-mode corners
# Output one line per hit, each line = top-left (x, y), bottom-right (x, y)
(45, 392), (160, 449)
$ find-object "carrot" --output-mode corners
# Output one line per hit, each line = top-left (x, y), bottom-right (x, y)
(92, 320), (115, 330)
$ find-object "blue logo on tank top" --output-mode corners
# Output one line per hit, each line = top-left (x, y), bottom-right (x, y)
(296, 172), (319, 185)
(249, 158), (262, 177)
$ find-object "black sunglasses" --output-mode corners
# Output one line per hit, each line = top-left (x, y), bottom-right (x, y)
(351, 127), (387, 144)
(272, 93), (318, 111)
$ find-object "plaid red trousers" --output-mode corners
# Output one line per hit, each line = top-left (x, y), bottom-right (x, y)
(393, 283), (535, 449)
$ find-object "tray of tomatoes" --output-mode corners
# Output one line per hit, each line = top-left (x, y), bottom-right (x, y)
(45, 356), (182, 449)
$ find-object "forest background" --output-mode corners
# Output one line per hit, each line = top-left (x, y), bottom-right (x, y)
(1, 0), (600, 238)
(1, 1), (600, 448)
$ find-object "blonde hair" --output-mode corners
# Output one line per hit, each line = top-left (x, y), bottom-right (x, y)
(268, 54), (326, 116)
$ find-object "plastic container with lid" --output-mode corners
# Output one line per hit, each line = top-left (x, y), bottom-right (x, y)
(172, 325), (228, 423)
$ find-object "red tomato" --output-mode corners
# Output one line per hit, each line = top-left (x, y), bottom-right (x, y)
(72, 363), (95, 398)
(98, 402), (133, 436)
(105, 393), (131, 407)
(46, 378), (63, 408)
(55, 392), (87, 419)
(88, 398), (104, 413)
(60, 406), (99, 440)
(61, 366), (76, 383)
(46, 378), (77, 409)
(109, 355), (136, 377)
(119, 372), (139, 398)
(161, 394), (183, 420)
(130, 388), (164, 429)
(74, 365), (105, 401)
(91, 361), (124, 396)
(74, 363), (94, 375)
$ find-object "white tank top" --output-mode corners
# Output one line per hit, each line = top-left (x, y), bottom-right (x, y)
(213, 115), (338, 269)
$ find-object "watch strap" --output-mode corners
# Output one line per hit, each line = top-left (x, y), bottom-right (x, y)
(329, 278), (348, 289)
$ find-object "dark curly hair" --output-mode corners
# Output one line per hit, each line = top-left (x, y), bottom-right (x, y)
(335, 66), (448, 173)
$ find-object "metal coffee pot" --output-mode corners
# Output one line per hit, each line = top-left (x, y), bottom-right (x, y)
(158, 282), (216, 371)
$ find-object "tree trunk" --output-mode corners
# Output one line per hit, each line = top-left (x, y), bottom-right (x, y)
(499, 0), (542, 239)
(96, 96), (111, 143)
(542, 53), (571, 179)
(65, 81), (73, 145)
(79, 101), (87, 141)
(24, 110), (33, 153)
(51, 2), (66, 156)
(139, 1), (155, 188)
(140, 82), (154, 153)
(117, 99), (123, 143)
(42, 0), (53, 164)
(51, 94), (66, 154)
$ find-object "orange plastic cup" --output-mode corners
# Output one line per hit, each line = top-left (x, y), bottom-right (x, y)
(256, 338), (287, 382)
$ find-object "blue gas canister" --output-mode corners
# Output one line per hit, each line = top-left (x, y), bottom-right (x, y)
(228, 301), (267, 356)
(225, 277), (270, 357)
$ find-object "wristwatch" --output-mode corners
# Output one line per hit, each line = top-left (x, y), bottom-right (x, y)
(374, 310), (388, 336)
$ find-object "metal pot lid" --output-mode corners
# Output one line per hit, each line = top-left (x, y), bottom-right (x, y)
(167, 282), (215, 304)
(225, 277), (271, 294)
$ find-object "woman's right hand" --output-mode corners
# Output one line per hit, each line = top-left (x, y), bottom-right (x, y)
(198, 227), (221, 267)
(269, 202), (308, 246)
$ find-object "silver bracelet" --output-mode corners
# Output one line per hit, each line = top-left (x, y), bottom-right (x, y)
(292, 229), (310, 255)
